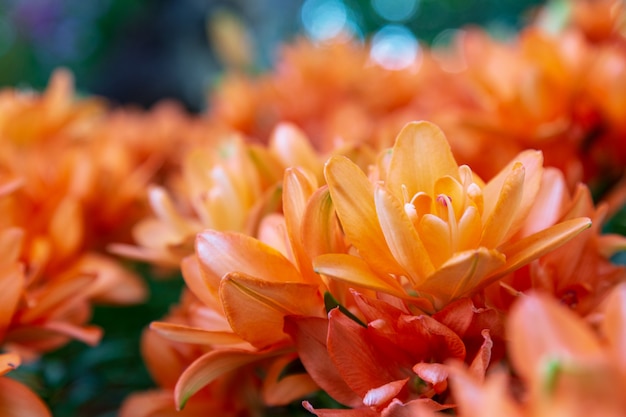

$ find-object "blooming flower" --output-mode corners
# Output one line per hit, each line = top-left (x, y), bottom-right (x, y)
(315, 121), (591, 309)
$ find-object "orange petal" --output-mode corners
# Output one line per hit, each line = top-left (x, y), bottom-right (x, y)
(482, 150), (543, 234)
(480, 162), (525, 248)
(386, 121), (459, 198)
(174, 348), (281, 410)
(324, 155), (405, 277)
(220, 272), (323, 348)
(363, 378), (409, 408)
(270, 123), (322, 181)
(508, 292), (604, 383)
(262, 355), (319, 406)
(301, 186), (347, 257)
(314, 254), (407, 298)
(494, 217), (592, 278)
(0, 263), (24, 340)
(0, 354), (21, 376)
(374, 185), (434, 285)
(602, 283), (626, 370)
(38, 321), (102, 346)
(150, 322), (246, 346)
(0, 376), (51, 417)
(195, 230), (302, 287)
(418, 248), (506, 306)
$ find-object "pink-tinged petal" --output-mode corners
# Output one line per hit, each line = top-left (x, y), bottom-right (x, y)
(220, 272), (323, 348)
(324, 155), (406, 277)
(508, 292), (604, 383)
(0, 376), (52, 417)
(494, 217), (592, 278)
(417, 248), (506, 306)
(38, 321), (102, 346)
(175, 348), (282, 410)
(314, 254), (407, 298)
(374, 186), (434, 285)
(150, 322), (246, 346)
(303, 401), (380, 417)
(262, 355), (319, 406)
(363, 378), (409, 408)
(482, 150), (543, 234)
(0, 354), (21, 376)
(602, 283), (626, 370)
(387, 121), (459, 198)
(447, 363), (523, 417)
(0, 263), (24, 340)
(284, 315), (362, 407)
(195, 230), (303, 286)
(381, 398), (451, 417)
(480, 162), (525, 248)
(468, 330), (493, 379)
(413, 363), (448, 393)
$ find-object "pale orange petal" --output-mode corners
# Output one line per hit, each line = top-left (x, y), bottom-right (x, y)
(195, 230), (303, 286)
(262, 355), (319, 406)
(324, 155), (405, 277)
(374, 185), (434, 285)
(363, 378), (409, 408)
(418, 248), (506, 305)
(150, 322), (246, 346)
(387, 121), (459, 199)
(270, 123), (322, 180)
(602, 283), (626, 371)
(314, 254), (407, 298)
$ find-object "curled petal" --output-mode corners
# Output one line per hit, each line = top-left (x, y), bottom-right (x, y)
(150, 322), (246, 346)
(220, 272), (323, 348)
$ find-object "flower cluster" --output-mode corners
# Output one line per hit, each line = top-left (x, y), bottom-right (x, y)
(1, 1), (626, 416)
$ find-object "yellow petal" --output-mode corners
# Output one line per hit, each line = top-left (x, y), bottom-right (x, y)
(220, 272), (323, 348)
(374, 185), (434, 284)
(324, 155), (405, 276)
(387, 121), (459, 199)
(494, 217), (592, 278)
(313, 254), (407, 298)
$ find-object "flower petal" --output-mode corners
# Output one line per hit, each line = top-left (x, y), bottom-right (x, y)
(150, 322), (246, 346)
(174, 348), (282, 410)
(0, 377), (51, 417)
(387, 121), (459, 198)
(220, 272), (323, 348)
(374, 185), (434, 285)
(0, 263), (24, 340)
(0, 354), (20, 376)
(195, 230), (303, 288)
(314, 254), (407, 298)
(324, 155), (405, 277)
(494, 217), (592, 278)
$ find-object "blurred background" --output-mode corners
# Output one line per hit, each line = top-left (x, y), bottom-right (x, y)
(1, 1), (546, 416)
(0, 0), (544, 112)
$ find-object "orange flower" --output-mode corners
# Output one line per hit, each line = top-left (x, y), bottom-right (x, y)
(0, 353), (51, 417)
(314, 121), (591, 309)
